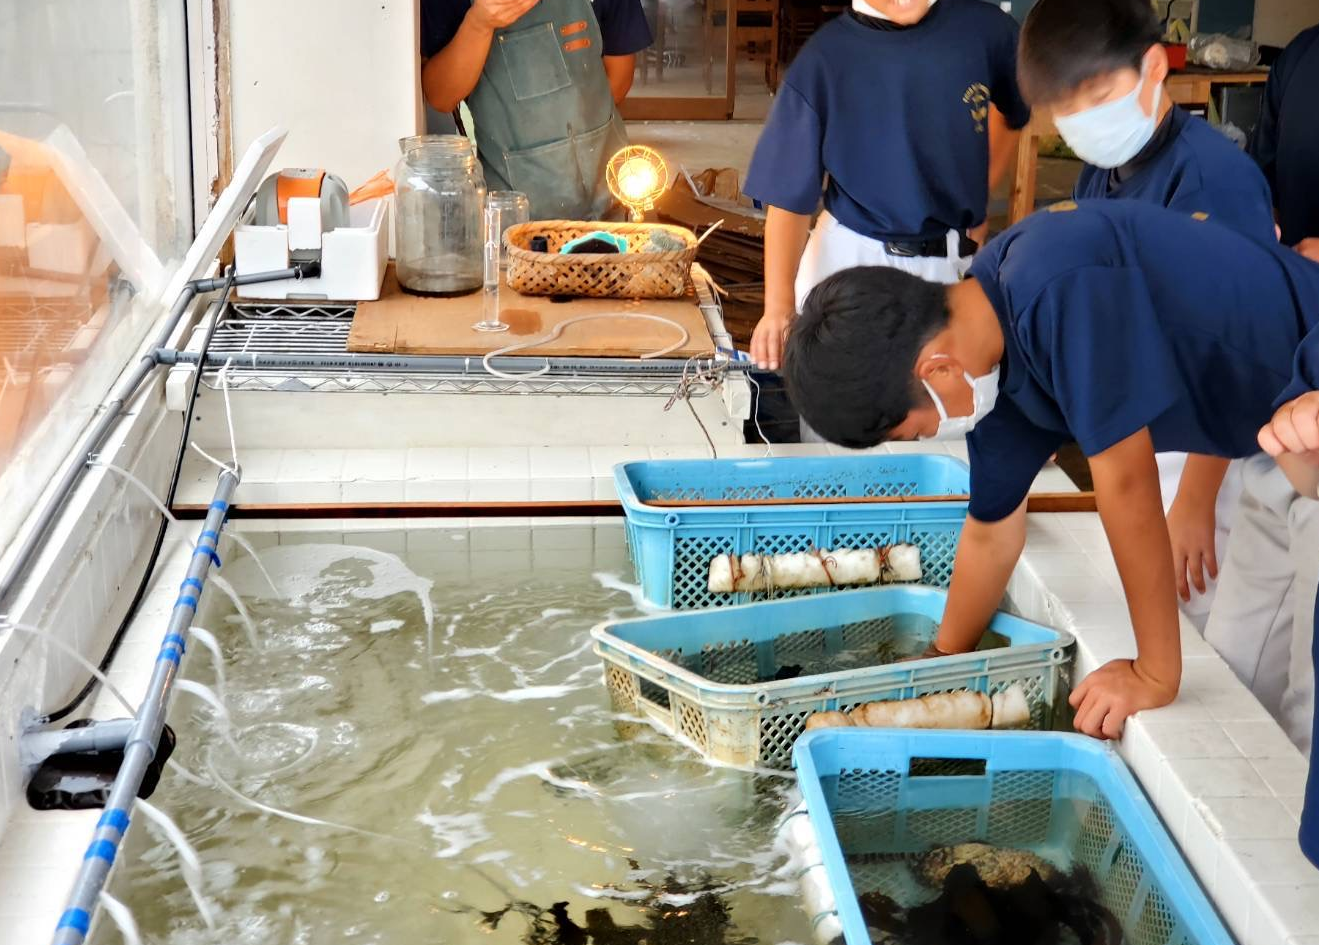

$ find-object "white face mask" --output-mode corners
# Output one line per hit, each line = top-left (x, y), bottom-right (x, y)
(851, 0), (936, 19)
(1053, 64), (1162, 169)
(919, 361), (1001, 440)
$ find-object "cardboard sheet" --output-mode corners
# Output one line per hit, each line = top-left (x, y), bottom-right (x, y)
(347, 265), (715, 358)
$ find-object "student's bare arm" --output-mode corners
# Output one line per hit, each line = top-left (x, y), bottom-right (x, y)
(751, 207), (812, 370)
(933, 500), (1028, 653)
(421, 0), (539, 113)
(1070, 428), (1181, 739)
(1166, 453), (1230, 600)
(1260, 391), (1319, 498)
(987, 106), (1019, 191)
(968, 107), (1019, 246)
(603, 55), (636, 103)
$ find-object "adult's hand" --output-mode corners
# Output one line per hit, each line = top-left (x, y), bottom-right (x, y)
(470, 0), (540, 31)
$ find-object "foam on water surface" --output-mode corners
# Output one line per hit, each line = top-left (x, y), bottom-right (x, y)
(103, 531), (808, 945)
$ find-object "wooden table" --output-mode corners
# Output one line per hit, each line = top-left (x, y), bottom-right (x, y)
(1007, 69), (1270, 225)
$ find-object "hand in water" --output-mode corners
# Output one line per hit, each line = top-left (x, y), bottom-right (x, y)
(1069, 659), (1177, 739)
(470, 0), (540, 31)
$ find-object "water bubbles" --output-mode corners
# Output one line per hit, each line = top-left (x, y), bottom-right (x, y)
(373, 891), (390, 903)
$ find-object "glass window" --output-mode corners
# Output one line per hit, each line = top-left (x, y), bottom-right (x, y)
(0, 0), (193, 554)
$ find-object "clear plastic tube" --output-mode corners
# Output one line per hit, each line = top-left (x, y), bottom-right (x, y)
(472, 204), (508, 333)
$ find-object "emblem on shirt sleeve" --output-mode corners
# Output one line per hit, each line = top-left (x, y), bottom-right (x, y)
(1191, 211), (1210, 221)
(1046, 200), (1078, 213)
(963, 83), (990, 133)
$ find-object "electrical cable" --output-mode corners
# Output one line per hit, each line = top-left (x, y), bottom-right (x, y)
(481, 312), (689, 381)
(35, 267), (237, 724)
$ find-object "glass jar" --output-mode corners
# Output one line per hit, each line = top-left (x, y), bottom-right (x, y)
(394, 135), (485, 296)
(485, 191), (531, 274)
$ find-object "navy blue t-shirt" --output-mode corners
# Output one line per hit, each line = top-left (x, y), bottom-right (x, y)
(963, 199), (1319, 522)
(420, 0), (652, 58)
(1305, 589), (1319, 869)
(1252, 24), (1319, 246)
(743, 0), (1030, 242)
(1074, 106), (1276, 244)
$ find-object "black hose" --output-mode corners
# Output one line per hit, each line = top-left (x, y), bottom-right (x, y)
(36, 267), (238, 724)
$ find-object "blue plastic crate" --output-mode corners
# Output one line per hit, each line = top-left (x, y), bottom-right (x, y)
(614, 455), (971, 609)
(592, 585), (1073, 768)
(793, 729), (1234, 945)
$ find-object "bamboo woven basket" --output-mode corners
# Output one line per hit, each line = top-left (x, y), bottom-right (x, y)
(504, 220), (697, 299)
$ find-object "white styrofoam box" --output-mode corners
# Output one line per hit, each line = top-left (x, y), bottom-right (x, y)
(234, 198), (387, 301)
(0, 194), (24, 248)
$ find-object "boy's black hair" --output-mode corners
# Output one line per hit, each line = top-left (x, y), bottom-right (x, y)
(783, 267), (949, 448)
(1018, 0), (1163, 107)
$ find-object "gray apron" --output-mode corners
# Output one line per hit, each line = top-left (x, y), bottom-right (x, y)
(466, 0), (629, 220)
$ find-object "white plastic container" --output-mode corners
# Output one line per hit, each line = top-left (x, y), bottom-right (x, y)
(233, 196), (388, 301)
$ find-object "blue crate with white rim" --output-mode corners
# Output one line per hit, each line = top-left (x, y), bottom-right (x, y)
(592, 585), (1073, 769)
(614, 454), (970, 609)
(791, 728), (1234, 945)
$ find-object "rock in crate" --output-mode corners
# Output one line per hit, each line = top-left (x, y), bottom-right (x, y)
(784, 729), (1236, 945)
(590, 585), (1073, 769)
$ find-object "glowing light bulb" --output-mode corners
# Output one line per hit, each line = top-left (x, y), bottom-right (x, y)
(606, 145), (668, 221)
(618, 158), (659, 202)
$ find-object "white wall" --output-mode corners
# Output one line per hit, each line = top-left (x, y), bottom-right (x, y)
(1254, 0), (1317, 48)
(228, 0), (423, 196)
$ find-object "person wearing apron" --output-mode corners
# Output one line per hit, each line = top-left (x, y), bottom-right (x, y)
(1018, 0), (1277, 635)
(740, 0), (1029, 442)
(420, 0), (652, 220)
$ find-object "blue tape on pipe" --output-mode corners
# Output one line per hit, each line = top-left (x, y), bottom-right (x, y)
(181, 577), (204, 594)
(163, 633), (187, 651)
(157, 648), (181, 664)
(191, 547), (222, 567)
(174, 595), (199, 611)
(57, 909), (90, 933)
(84, 839), (117, 864)
(97, 809), (131, 833)
(199, 529), (220, 543)
(210, 500), (228, 512)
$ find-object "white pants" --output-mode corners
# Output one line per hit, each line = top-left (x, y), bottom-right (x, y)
(1156, 453), (1244, 632)
(1204, 454), (1319, 754)
(796, 213), (972, 443)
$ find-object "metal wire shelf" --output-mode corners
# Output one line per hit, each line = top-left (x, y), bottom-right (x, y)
(201, 280), (734, 398)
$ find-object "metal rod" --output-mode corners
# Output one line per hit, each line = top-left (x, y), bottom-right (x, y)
(162, 349), (754, 377)
(170, 492), (1100, 520)
(0, 264), (309, 612)
(20, 718), (135, 769)
(51, 466), (240, 945)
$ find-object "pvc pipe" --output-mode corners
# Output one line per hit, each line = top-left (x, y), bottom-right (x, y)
(0, 264), (310, 612)
(20, 718), (135, 769)
(164, 349), (752, 377)
(51, 465), (240, 945)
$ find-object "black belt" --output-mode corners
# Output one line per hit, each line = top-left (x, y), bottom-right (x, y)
(884, 232), (978, 258)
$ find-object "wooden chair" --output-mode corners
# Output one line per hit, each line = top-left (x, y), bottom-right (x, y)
(704, 0), (781, 94)
(638, 0), (666, 85)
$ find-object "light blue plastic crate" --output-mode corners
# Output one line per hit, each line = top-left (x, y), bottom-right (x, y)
(592, 585), (1073, 769)
(614, 455), (971, 609)
(793, 729), (1235, 945)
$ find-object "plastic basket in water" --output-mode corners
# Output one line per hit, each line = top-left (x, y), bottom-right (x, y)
(793, 729), (1234, 945)
(592, 585), (1073, 769)
(614, 455), (970, 609)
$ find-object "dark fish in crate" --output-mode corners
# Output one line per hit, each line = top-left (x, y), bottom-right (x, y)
(766, 664), (803, 682)
(914, 842), (1059, 890)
